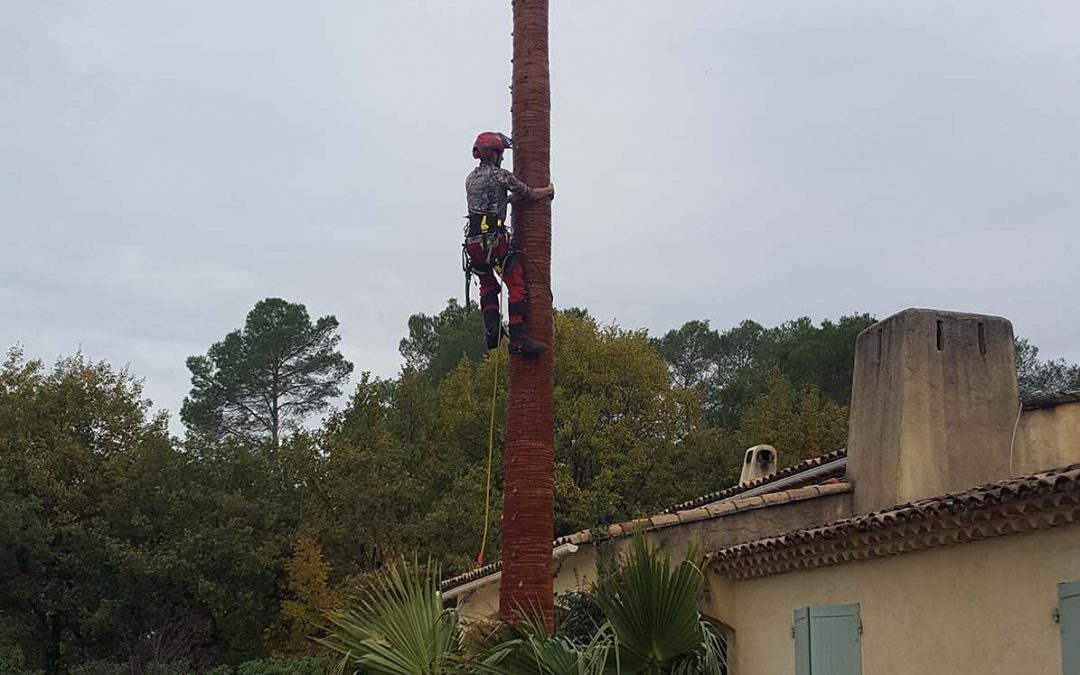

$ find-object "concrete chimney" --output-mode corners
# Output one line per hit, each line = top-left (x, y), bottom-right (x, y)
(739, 444), (778, 485)
(846, 309), (1020, 514)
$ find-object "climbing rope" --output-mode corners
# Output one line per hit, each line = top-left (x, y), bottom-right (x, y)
(476, 348), (500, 566)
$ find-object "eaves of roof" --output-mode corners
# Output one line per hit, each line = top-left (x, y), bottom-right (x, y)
(1022, 390), (1080, 411)
(440, 479), (853, 593)
(710, 463), (1080, 581)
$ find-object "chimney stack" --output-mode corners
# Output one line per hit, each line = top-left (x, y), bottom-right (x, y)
(846, 309), (1019, 514)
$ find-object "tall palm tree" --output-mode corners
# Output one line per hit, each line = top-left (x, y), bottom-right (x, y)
(501, 0), (556, 629)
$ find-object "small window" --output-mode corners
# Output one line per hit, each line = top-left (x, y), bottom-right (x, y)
(1061, 580), (1080, 675)
(794, 604), (862, 675)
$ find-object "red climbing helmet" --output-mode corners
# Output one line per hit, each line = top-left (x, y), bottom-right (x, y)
(472, 131), (512, 161)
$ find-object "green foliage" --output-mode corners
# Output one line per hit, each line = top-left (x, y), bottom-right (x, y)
(553, 313), (706, 532)
(21, 301), (1043, 673)
(1015, 336), (1080, 399)
(555, 592), (606, 649)
(399, 299), (486, 382)
(593, 536), (725, 674)
(233, 656), (329, 675)
(273, 535), (340, 657)
(476, 621), (612, 675)
(182, 298), (353, 447)
(0, 631), (37, 675)
(474, 536), (723, 674)
(652, 320), (719, 389)
(66, 663), (133, 675)
(0, 347), (188, 673)
(738, 375), (849, 466)
(766, 314), (876, 406)
(318, 560), (460, 675)
(654, 314), (875, 427)
(320, 539), (721, 675)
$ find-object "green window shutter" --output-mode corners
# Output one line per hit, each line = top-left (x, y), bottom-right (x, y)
(794, 607), (810, 675)
(809, 604), (862, 675)
(1061, 580), (1080, 675)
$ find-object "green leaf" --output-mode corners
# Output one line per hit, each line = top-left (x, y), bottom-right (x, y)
(316, 559), (460, 675)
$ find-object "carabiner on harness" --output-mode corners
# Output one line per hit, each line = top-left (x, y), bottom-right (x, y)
(462, 243), (473, 307)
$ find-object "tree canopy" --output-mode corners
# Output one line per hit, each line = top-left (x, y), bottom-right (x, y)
(3, 298), (1073, 673)
(653, 313), (875, 428)
(1015, 336), (1080, 399)
(181, 298), (353, 447)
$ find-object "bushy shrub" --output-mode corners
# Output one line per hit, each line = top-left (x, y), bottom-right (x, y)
(210, 657), (327, 675)
(0, 638), (39, 675)
(65, 661), (129, 675)
(556, 590), (605, 647)
(68, 661), (198, 675)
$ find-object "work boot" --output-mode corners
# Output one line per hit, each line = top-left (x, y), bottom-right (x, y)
(482, 306), (503, 350)
(507, 323), (547, 357)
(486, 323), (507, 350)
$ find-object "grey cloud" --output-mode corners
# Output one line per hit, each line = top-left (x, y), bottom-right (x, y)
(3, 1), (1077, 433)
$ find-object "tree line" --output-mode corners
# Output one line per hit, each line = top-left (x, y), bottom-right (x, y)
(1, 298), (1075, 674)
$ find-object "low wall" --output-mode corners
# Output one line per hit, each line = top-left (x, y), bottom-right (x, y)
(1014, 397), (1080, 475)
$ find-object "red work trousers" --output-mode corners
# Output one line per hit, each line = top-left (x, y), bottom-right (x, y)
(466, 233), (527, 348)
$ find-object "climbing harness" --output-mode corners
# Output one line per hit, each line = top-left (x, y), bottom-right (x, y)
(462, 213), (511, 307)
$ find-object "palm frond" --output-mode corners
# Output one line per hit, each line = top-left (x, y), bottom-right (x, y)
(316, 558), (460, 675)
(593, 535), (724, 674)
(472, 616), (614, 675)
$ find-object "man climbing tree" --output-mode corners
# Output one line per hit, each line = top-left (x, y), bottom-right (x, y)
(463, 131), (554, 355)
(500, 0), (557, 629)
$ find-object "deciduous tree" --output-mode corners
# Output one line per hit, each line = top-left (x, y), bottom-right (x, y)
(399, 298), (485, 383)
(1015, 336), (1080, 399)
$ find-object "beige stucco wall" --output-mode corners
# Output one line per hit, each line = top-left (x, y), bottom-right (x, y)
(455, 545), (600, 622)
(713, 525), (1080, 675)
(453, 490), (854, 621)
(1014, 401), (1080, 476)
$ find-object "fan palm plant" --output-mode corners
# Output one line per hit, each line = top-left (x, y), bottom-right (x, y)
(317, 538), (724, 675)
(317, 559), (461, 675)
(475, 536), (726, 674)
(593, 536), (727, 674)
(473, 619), (613, 675)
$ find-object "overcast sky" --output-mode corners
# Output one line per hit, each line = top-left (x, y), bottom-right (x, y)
(3, 1), (1078, 431)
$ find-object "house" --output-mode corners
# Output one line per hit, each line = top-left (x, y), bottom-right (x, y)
(441, 308), (1080, 675)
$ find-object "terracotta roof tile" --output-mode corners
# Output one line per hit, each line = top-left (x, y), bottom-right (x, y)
(761, 491), (793, 505)
(711, 463), (1080, 567)
(441, 450), (851, 593)
(676, 508), (712, 524)
(665, 449), (847, 513)
(649, 513), (681, 528)
(705, 502), (738, 517)
(1022, 390), (1080, 411)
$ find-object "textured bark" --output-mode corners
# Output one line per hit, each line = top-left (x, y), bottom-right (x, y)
(500, 0), (555, 629)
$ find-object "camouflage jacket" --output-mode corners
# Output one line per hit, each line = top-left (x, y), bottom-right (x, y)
(465, 162), (533, 222)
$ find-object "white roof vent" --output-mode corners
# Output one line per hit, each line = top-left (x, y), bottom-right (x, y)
(739, 444), (778, 486)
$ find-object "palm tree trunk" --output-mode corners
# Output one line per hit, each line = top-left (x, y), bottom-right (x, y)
(500, 0), (555, 629)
